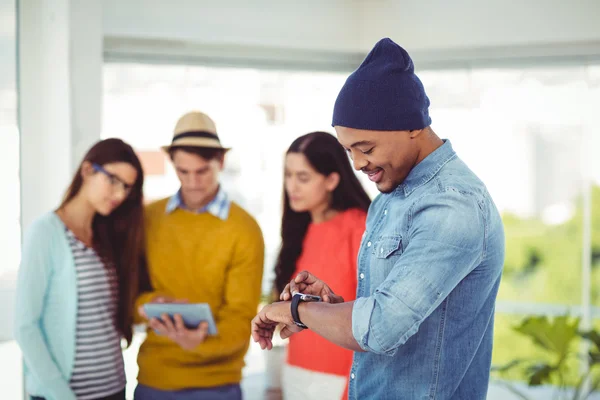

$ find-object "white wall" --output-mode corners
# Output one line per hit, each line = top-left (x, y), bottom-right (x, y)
(358, 0), (600, 57)
(103, 0), (600, 67)
(20, 0), (103, 231)
(103, 0), (360, 52)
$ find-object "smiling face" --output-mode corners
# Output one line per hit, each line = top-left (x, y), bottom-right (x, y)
(334, 126), (422, 193)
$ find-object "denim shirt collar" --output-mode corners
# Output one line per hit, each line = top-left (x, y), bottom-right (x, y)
(398, 139), (456, 197)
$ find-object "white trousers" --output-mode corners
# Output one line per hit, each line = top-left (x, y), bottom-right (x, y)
(281, 364), (347, 400)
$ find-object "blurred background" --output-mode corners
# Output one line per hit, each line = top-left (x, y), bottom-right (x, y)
(2, 0), (600, 399)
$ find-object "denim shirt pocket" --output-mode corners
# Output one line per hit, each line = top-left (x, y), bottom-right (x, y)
(370, 235), (403, 286)
(373, 235), (403, 259)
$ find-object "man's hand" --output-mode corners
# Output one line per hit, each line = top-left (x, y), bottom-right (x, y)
(280, 271), (344, 304)
(149, 314), (209, 351)
(137, 295), (188, 320)
(251, 302), (303, 350)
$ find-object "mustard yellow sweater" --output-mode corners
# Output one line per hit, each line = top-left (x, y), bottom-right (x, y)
(135, 198), (264, 390)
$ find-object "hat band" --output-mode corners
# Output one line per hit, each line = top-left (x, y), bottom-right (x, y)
(172, 131), (220, 143)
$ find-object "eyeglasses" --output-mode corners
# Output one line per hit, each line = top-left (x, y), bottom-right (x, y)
(92, 163), (133, 195)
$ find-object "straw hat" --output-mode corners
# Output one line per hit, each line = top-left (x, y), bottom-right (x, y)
(161, 111), (230, 152)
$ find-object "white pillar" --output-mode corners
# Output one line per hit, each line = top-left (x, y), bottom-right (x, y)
(16, 1), (102, 398)
(19, 0), (103, 231)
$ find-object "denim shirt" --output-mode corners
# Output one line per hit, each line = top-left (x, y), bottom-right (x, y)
(350, 140), (505, 400)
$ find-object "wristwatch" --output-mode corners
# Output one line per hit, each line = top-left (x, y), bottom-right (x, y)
(291, 293), (321, 329)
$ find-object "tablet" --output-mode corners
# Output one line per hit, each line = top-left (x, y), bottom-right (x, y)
(143, 303), (218, 335)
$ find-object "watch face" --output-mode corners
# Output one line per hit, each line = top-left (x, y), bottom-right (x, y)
(300, 294), (322, 302)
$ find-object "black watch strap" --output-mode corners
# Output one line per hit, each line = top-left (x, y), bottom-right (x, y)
(291, 294), (308, 329)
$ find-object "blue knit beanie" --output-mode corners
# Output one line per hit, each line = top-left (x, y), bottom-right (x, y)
(332, 38), (431, 131)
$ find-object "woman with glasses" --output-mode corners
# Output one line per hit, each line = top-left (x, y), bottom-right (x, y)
(14, 138), (146, 400)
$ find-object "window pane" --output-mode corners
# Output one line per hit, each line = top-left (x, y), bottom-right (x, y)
(422, 65), (592, 307)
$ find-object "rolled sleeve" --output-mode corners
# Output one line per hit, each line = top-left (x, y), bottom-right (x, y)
(352, 296), (376, 352)
(352, 272), (442, 356)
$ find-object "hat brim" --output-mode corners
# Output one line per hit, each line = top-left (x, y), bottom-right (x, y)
(161, 137), (231, 153)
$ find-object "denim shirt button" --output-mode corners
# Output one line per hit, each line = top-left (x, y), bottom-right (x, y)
(360, 273), (365, 280)
(351, 373), (355, 379)
(367, 241), (372, 247)
(384, 209), (388, 215)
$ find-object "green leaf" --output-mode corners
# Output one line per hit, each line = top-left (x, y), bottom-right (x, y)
(513, 316), (580, 357)
(526, 363), (555, 386)
(580, 330), (600, 351)
(588, 351), (600, 365)
(492, 359), (525, 373)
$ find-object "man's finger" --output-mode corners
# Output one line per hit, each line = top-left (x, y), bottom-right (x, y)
(251, 317), (269, 342)
(330, 293), (344, 304)
(295, 271), (318, 285)
(251, 318), (260, 342)
(290, 283), (309, 296)
(161, 313), (176, 334)
(280, 325), (300, 340)
(259, 337), (273, 350)
(173, 314), (186, 333)
(289, 279), (299, 296)
(296, 283), (307, 292)
(252, 316), (274, 350)
(252, 316), (271, 330)
(138, 305), (148, 319)
(149, 318), (168, 336)
(195, 321), (209, 339)
(294, 270), (310, 282)
(254, 327), (274, 339)
(280, 284), (291, 301)
(289, 281), (308, 296)
(154, 296), (173, 303)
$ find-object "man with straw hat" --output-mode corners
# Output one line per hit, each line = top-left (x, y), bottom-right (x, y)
(134, 111), (265, 400)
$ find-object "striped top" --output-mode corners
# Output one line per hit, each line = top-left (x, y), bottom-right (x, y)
(66, 228), (126, 399)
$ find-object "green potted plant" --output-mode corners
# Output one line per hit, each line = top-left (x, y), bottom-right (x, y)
(492, 315), (600, 400)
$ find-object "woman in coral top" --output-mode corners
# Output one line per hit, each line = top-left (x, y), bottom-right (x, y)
(274, 131), (371, 400)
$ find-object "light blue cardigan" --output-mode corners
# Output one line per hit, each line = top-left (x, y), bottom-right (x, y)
(14, 212), (78, 400)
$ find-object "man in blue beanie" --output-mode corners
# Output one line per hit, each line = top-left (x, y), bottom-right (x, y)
(252, 38), (505, 399)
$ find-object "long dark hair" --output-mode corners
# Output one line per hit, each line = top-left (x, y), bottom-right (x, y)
(273, 131), (371, 295)
(59, 138), (145, 345)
